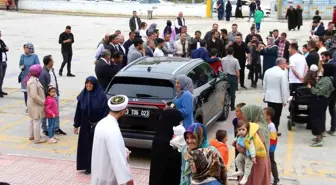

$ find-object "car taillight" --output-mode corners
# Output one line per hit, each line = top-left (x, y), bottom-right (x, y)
(128, 102), (166, 109)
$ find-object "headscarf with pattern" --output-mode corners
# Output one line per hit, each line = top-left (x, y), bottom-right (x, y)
(241, 104), (270, 154)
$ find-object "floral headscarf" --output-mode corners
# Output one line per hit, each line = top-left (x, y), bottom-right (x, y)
(184, 123), (209, 149)
(241, 104), (270, 153)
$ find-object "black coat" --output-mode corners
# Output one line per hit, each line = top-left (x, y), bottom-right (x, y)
(296, 8), (303, 26)
(129, 16), (142, 31)
(306, 50), (320, 68)
(149, 108), (184, 185)
(95, 59), (122, 91)
(286, 8), (297, 30)
(235, 0), (243, 18)
(74, 77), (109, 172)
(207, 38), (224, 57)
(0, 39), (8, 62)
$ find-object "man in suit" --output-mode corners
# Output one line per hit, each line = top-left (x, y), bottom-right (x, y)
(145, 40), (155, 57)
(312, 20), (325, 37)
(105, 34), (120, 56)
(117, 35), (127, 67)
(162, 33), (176, 56)
(305, 40), (319, 68)
(95, 50), (123, 91)
(191, 40), (219, 63)
(274, 32), (290, 63)
(174, 12), (185, 34)
(124, 31), (135, 55)
(129, 11), (142, 32)
(263, 57), (289, 135)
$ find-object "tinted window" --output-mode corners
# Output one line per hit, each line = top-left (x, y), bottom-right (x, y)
(187, 63), (216, 88)
(108, 77), (175, 99)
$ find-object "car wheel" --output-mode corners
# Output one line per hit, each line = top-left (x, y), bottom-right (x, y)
(218, 91), (230, 121)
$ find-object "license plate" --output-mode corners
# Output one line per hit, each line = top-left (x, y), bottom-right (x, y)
(125, 108), (150, 118)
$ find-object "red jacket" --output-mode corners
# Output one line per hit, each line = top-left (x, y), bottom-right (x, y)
(45, 96), (59, 118)
(333, 10), (336, 24)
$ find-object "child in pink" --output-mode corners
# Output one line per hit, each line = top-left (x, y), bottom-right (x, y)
(45, 86), (59, 144)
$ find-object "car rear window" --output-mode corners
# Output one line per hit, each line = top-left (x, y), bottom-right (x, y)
(108, 77), (175, 99)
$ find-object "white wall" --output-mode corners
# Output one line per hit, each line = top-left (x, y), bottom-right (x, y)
(18, 0), (207, 17)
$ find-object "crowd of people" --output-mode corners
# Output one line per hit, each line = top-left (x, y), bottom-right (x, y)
(1, 4), (336, 185)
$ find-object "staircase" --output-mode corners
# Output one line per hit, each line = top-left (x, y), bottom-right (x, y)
(0, 0), (17, 10)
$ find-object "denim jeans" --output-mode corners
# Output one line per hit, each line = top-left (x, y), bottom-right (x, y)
(47, 118), (56, 138)
(248, 11), (254, 21)
(256, 23), (261, 31)
(42, 96), (60, 132)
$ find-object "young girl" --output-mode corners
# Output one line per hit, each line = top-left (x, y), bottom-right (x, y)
(232, 120), (267, 185)
(45, 86), (59, 144)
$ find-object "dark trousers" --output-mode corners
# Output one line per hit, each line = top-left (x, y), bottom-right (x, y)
(297, 25), (301, 30)
(24, 92), (27, 106)
(250, 63), (261, 85)
(14, 0), (18, 10)
(60, 51), (73, 74)
(0, 62), (7, 92)
(227, 75), (238, 109)
(225, 11), (231, 21)
(239, 60), (246, 87)
(270, 152), (279, 182)
(218, 10), (224, 20)
(268, 102), (283, 131)
(329, 99), (336, 132)
(310, 96), (329, 136)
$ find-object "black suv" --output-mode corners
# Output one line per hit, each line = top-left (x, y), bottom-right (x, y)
(106, 57), (230, 148)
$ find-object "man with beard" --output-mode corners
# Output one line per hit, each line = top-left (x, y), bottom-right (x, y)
(245, 26), (263, 44)
(305, 40), (319, 68)
(206, 31), (223, 57)
(203, 23), (219, 41)
(220, 29), (230, 57)
(188, 31), (203, 53)
(227, 34), (250, 89)
(127, 38), (143, 64)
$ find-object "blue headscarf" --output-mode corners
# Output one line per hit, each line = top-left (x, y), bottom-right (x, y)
(77, 76), (106, 117)
(184, 123), (209, 149)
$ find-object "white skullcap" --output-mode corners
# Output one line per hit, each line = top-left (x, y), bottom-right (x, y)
(310, 64), (318, 72)
(108, 95), (129, 111)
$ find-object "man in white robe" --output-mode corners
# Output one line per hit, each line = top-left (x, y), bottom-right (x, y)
(91, 95), (134, 185)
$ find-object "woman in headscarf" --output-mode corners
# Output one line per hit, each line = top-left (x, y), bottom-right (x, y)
(25, 64), (46, 144)
(181, 123), (227, 185)
(225, 0), (232, 21)
(235, 0), (243, 19)
(73, 76), (109, 175)
(162, 20), (177, 42)
(308, 63), (335, 147)
(235, 104), (271, 185)
(147, 23), (157, 36)
(19, 43), (40, 113)
(171, 74), (194, 128)
(149, 108), (184, 185)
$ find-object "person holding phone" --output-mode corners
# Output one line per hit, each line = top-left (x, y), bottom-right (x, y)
(58, 25), (75, 77)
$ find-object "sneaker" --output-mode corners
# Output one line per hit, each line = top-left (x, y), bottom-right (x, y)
(53, 135), (60, 140)
(48, 138), (57, 144)
(327, 130), (336, 136)
(310, 140), (323, 147)
(43, 131), (48, 136)
(55, 129), (67, 135)
(34, 139), (47, 144)
(66, 73), (75, 77)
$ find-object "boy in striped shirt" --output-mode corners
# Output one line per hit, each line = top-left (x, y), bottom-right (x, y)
(263, 107), (279, 185)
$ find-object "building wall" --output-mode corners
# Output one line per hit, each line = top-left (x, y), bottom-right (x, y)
(279, 0), (335, 19)
(17, 0), (207, 17)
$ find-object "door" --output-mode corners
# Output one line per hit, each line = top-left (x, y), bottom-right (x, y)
(187, 63), (217, 124)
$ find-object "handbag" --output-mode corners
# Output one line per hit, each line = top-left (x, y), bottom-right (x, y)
(89, 121), (98, 134)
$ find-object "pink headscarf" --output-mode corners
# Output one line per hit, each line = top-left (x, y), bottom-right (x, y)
(24, 64), (42, 86)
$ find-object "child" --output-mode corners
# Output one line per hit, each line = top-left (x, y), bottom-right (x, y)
(304, 64), (318, 87)
(210, 130), (229, 166)
(233, 103), (246, 172)
(232, 120), (267, 185)
(263, 107), (279, 185)
(209, 48), (223, 75)
(170, 123), (186, 152)
(45, 86), (59, 144)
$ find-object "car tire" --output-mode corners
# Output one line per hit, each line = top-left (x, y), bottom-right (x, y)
(218, 91), (230, 121)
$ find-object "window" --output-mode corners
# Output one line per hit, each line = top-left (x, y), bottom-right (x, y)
(108, 77), (175, 99)
(187, 63), (216, 88)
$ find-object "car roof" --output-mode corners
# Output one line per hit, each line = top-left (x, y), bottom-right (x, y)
(119, 57), (203, 77)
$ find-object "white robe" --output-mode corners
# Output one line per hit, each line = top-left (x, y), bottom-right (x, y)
(91, 115), (132, 185)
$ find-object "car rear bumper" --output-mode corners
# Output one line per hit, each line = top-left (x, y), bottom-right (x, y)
(122, 131), (154, 149)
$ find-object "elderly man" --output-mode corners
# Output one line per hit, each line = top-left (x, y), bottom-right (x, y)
(117, 35), (127, 67)
(174, 12), (186, 34)
(145, 40), (155, 57)
(95, 33), (110, 60)
(263, 57), (289, 136)
(95, 50), (123, 90)
(162, 33), (176, 57)
(175, 26), (191, 41)
(260, 37), (278, 78)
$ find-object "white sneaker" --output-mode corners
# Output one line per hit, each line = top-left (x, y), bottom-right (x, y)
(53, 135), (60, 140)
(48, 138), (57, 144)
(231, 171), (244, 177)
